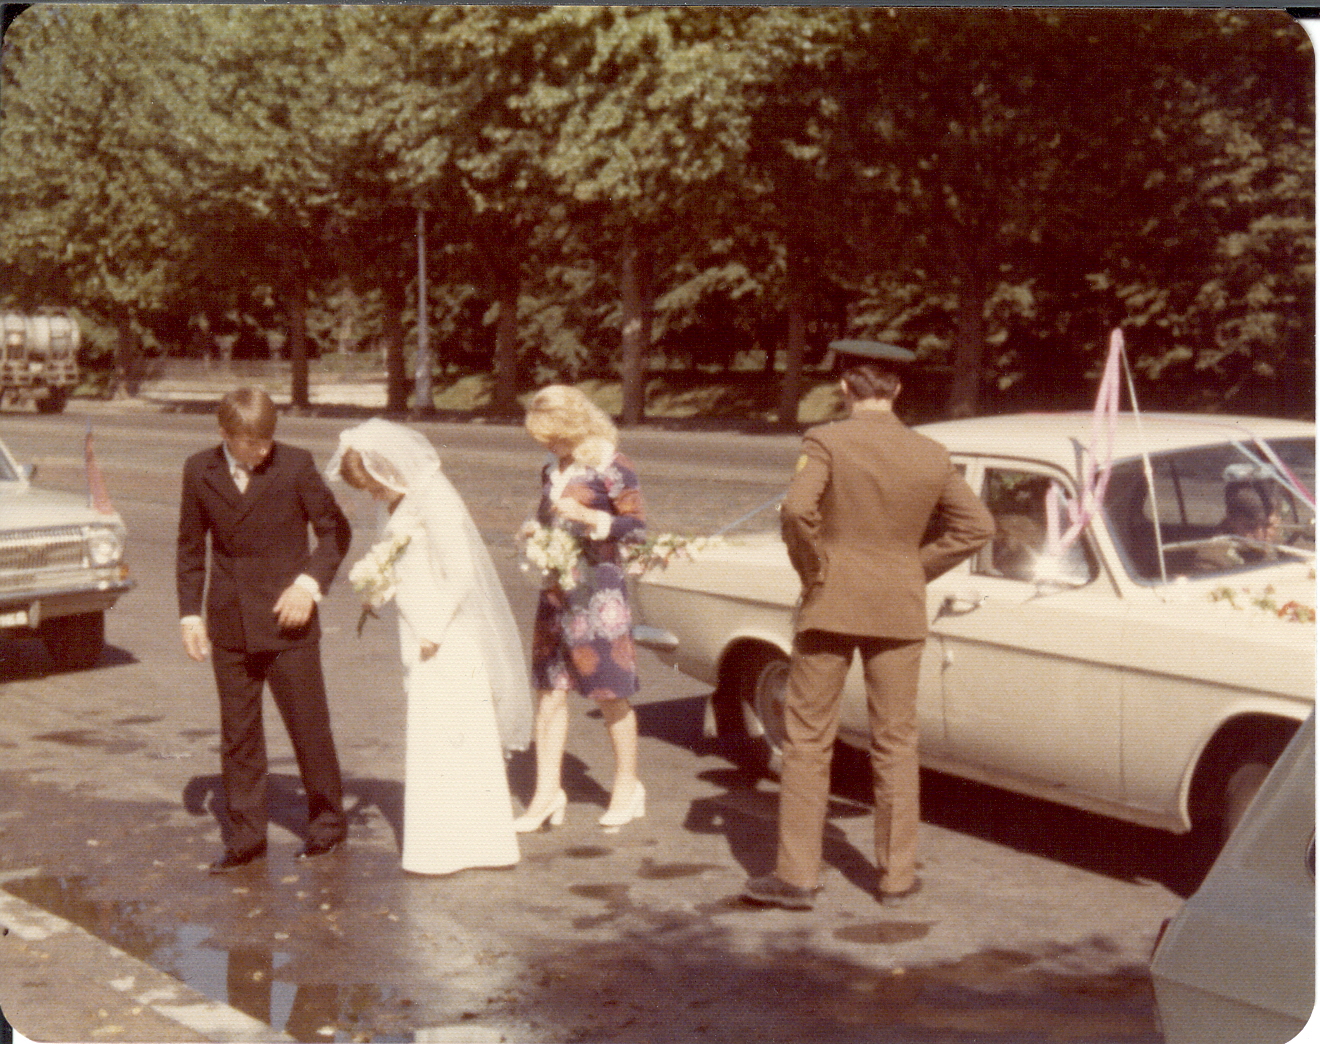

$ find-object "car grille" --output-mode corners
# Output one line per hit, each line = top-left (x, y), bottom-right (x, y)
(0, 526), (87, 579)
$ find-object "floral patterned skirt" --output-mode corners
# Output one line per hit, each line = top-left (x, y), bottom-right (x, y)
(531, 562), (638, 701)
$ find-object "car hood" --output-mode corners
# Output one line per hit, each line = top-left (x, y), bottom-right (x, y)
(1157, 559), (1317, 619)
(0, 484), (124, 529)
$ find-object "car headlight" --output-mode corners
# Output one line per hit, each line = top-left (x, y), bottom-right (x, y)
(85, 524), (125, 566)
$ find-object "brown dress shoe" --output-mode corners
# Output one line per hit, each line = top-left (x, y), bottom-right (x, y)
(208, 843), (267, 874)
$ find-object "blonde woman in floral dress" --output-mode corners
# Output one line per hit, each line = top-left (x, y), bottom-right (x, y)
(516, 385), (648, 832)
(328, 419), (531, 874)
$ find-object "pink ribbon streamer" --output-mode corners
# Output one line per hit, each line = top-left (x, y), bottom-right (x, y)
(1047, 329), (1122, 553)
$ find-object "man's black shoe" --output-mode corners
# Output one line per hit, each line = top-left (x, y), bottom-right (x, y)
(208, 844), (267, 874)
(741, 874), (821, 910)
(878, 877), (922, 906)
(296, 837), (345, 861)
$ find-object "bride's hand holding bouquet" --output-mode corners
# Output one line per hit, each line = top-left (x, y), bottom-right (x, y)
(349, 531), (411, 634)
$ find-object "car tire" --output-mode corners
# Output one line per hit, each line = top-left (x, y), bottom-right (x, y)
(35, 388), (68, 414)
(38, 611), (105, 671)
(737, 649), (791, 777)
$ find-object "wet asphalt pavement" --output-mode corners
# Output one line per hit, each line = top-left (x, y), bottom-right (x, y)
(0, 400), (1190, 1043)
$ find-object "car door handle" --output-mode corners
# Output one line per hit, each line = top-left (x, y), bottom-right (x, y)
(938, 591), (987, 617)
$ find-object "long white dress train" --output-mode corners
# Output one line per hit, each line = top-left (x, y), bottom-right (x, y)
(389, 475), (521, 875)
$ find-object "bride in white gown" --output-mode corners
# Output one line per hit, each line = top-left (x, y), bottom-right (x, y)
(328, 419), (532, 875)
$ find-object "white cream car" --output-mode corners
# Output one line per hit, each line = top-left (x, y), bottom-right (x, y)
(0, 433), (132, 670)
(632, 413), (1315, 842)
(1149, 711), (1314, 1043)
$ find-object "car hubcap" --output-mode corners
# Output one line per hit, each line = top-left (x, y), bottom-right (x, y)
(752, 658), (790, 754)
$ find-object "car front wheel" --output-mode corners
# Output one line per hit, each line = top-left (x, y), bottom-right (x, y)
(737, 649), (791, 777)
(38, 611), (105, 671)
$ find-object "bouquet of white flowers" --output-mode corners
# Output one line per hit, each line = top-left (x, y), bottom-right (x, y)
(623, 533), (721, 576)
(350, 532), (411, 634)
(518, 523), (583, 592)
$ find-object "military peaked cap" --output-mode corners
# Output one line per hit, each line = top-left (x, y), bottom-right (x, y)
(827, 339), (916, 366)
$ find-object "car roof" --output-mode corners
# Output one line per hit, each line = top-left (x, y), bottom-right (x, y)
(916, 412), (1316, 468)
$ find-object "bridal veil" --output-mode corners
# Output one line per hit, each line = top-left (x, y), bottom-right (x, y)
(327, 419), (532, 752)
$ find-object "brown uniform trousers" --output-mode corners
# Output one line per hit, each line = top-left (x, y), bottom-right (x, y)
(776, 409), (993, 893)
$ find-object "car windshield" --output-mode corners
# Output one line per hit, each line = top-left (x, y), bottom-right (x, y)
(1103, 436), (1316, 582)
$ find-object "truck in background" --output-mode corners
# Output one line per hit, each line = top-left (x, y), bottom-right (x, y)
(1, 309), (80, 412)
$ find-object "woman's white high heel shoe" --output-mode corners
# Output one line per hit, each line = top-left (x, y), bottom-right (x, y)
(513, 789), (567, 833)
(598, 782), (645, 828)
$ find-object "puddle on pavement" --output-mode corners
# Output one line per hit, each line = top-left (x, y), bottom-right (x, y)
(636, 858), (722, 880)
(31, 729), (146, 755)
(833, 920), (932, 945)
(788, 945), (1157, 1038)
(569, 882), (629, 903)
(567, 882), (630, 929)
(3, 874), (415, 1042)
(4, 872), (1161, 1041)
(563, 845), (611, 859)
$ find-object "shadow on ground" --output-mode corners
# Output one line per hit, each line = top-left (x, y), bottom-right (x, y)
(0, 636), (137, 683)
(636, 692), (1216, 900)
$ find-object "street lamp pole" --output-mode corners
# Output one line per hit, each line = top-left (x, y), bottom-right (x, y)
(413, 206), (434, 417)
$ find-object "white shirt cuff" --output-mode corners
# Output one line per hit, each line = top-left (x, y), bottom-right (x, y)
(181, 615), (203, 629)
(294, 574), (323, 602)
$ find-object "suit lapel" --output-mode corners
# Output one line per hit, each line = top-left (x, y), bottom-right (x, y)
(235, 443), (282, 521)
(201, 448), (243, 509)
(201, 444), (284, 521)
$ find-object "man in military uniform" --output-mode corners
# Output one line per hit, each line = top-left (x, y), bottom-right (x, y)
(743, 342), (994, 910)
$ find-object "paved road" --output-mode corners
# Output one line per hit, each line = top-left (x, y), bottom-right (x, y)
(0, 401), (1189, 1043)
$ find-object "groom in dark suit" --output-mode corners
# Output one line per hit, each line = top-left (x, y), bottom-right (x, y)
(177, 387), (352, 873)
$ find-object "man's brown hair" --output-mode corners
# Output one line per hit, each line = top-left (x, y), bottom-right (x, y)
(841, 364), (902, 402)
(218, 387), (277, 439)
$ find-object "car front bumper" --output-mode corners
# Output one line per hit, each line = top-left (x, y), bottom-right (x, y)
(0, 575), (135, 631)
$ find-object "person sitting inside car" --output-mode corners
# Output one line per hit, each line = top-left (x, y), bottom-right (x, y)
(1196, 481), (1281, 572)
(991, 514), (1044, 581)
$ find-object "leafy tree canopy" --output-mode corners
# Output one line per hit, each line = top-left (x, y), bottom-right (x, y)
(0, 6), (1310, 419)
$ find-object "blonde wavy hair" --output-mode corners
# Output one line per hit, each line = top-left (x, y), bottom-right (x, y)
(525, 385), (618, 466)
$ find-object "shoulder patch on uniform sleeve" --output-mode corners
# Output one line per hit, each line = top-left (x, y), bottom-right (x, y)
(795, 454), (810, 473)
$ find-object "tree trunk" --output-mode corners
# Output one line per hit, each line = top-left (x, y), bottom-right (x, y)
(944, 247), (986, 419)
(114, 315), (140, 398)
(287, 266), (310, 412)
(619, 224), (647, 427)
(641, 245), (655, 398)
(778, 246), (807, 427)
(383, 280), (408, 415)
(491, 264), (520, 417)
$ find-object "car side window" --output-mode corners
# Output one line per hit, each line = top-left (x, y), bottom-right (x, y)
(973, 467), (1096, 584)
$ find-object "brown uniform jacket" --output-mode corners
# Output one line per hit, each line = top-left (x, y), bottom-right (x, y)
(177, 442), (352, 652)
(781, 410), (994, 640)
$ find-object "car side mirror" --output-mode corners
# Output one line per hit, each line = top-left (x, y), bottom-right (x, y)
(20, 462), (36, 481)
